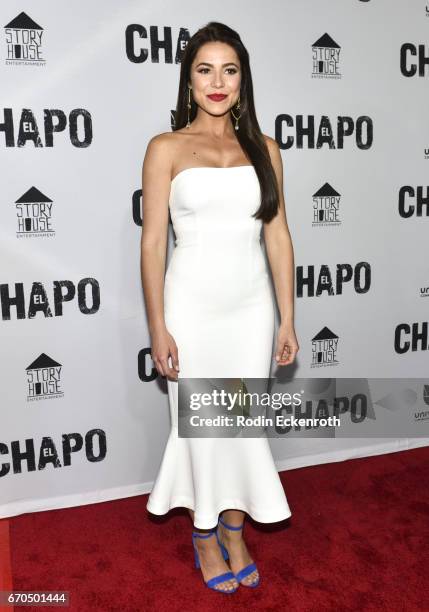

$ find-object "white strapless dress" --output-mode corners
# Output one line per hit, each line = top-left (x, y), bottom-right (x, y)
(146, 165), (292, 529)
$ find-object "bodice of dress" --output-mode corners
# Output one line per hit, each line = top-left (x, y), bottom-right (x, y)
(165, 165), (271, 314)
(168, 165), (262, 249)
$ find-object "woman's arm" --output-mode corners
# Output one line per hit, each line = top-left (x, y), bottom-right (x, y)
(140, 133), (179, 379)
(263, 135), (299, 365)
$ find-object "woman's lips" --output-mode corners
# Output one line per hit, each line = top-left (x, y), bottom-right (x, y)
(207, 94), (227, 101)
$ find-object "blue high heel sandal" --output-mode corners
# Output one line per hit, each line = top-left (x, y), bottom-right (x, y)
(217, 516), (260, 587)
(192, 528), (239, 593)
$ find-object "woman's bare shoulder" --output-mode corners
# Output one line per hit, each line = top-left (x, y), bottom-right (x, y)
(147, 129), (192, 147)
(145, 131), (177, 153)
(262, 133), (279, 154)
(143, 131), (181, 174)
(262, 133), (282, 168)
(144, 130), (193, 177)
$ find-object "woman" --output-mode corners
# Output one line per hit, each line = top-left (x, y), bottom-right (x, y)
(141, 22), (299, 593)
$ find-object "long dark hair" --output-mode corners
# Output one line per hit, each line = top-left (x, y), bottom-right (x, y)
(173, 21), (280, 223)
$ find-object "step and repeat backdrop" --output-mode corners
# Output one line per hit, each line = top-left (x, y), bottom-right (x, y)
(1, 1), (428, 518)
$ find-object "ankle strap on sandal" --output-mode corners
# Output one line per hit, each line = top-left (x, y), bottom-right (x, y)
(218, 516), (244, 530)
(192, 529), (216, 539)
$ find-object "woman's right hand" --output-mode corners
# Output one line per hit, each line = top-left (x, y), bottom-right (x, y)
(150, 326), (180, 381)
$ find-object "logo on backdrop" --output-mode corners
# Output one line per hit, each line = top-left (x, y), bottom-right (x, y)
(138, 348), (158, 382)
(296, 262), (371, 297)
(416, 386), (429, 422)
(15, 186), (55, 238)
(133, 188), (143, 226)
(426, 2), (429, 17)
(312, 183), (341, 226)
(0, 108), (93, 147)
(311, 327), (339, 367)
(421, 284), (429, 298)
(274, 114), (373, 150)
(368, 383), (429, 427)
(4, 11), (45, 66)
(0, 278), (101, 320)
(424, 148), (429, 159)
(398, 185), (429, 218)
(312, 33), (341, 79)
(125, 24), (191, 63)
(400, 43), (429, 77)
(26, 353), (63, 401)
(394, 321), (429, 353)
(0, 429), (107, 477)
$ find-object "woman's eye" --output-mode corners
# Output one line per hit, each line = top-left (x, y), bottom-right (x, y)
(197, 68), (238, 74)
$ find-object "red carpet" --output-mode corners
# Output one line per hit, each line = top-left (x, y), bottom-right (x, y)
(0, 520), (13, 612)
(5, 446), (429, 611)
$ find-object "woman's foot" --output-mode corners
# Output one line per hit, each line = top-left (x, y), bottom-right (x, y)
(217, 519), (259, 586)
(193, 530), (239, 592)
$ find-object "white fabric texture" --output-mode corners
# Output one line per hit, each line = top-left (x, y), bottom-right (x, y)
(146, 165), (292, 529)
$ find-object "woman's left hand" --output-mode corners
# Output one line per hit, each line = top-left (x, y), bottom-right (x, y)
(274, 322), (299, 366)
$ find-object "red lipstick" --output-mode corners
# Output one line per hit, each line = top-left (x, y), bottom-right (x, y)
(207, 94), (227, 102)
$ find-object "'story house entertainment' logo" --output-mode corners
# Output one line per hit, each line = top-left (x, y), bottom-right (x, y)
(312, 183), (342, 226)
(312, 33), (341, 79)
(26, 353), (63, 401)
(4, 12), (45, 65)
(15, 186), (55, 238)
(311, 327), (340, 367)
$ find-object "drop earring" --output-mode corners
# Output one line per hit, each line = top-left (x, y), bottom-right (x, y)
(186, 85), (192, 128)
(230, 95), (241, 131)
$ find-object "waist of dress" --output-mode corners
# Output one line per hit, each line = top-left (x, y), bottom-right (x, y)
(173, 235), (262, 249)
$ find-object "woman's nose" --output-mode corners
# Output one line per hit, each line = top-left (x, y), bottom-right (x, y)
(211, 72), (224, 87)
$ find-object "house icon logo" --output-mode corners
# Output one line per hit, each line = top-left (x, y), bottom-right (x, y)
(4, 11), (45, 65)
(312, 182), (342, 226)
(312, 33), (341, 79)
(15, 186), (55, 238)
(26, 353), (63, 401)
(311, 327), (339, 367)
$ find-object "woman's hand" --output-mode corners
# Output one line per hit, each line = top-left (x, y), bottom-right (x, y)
(274, 322), (299, 366)
(150, 326), (180, 381)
